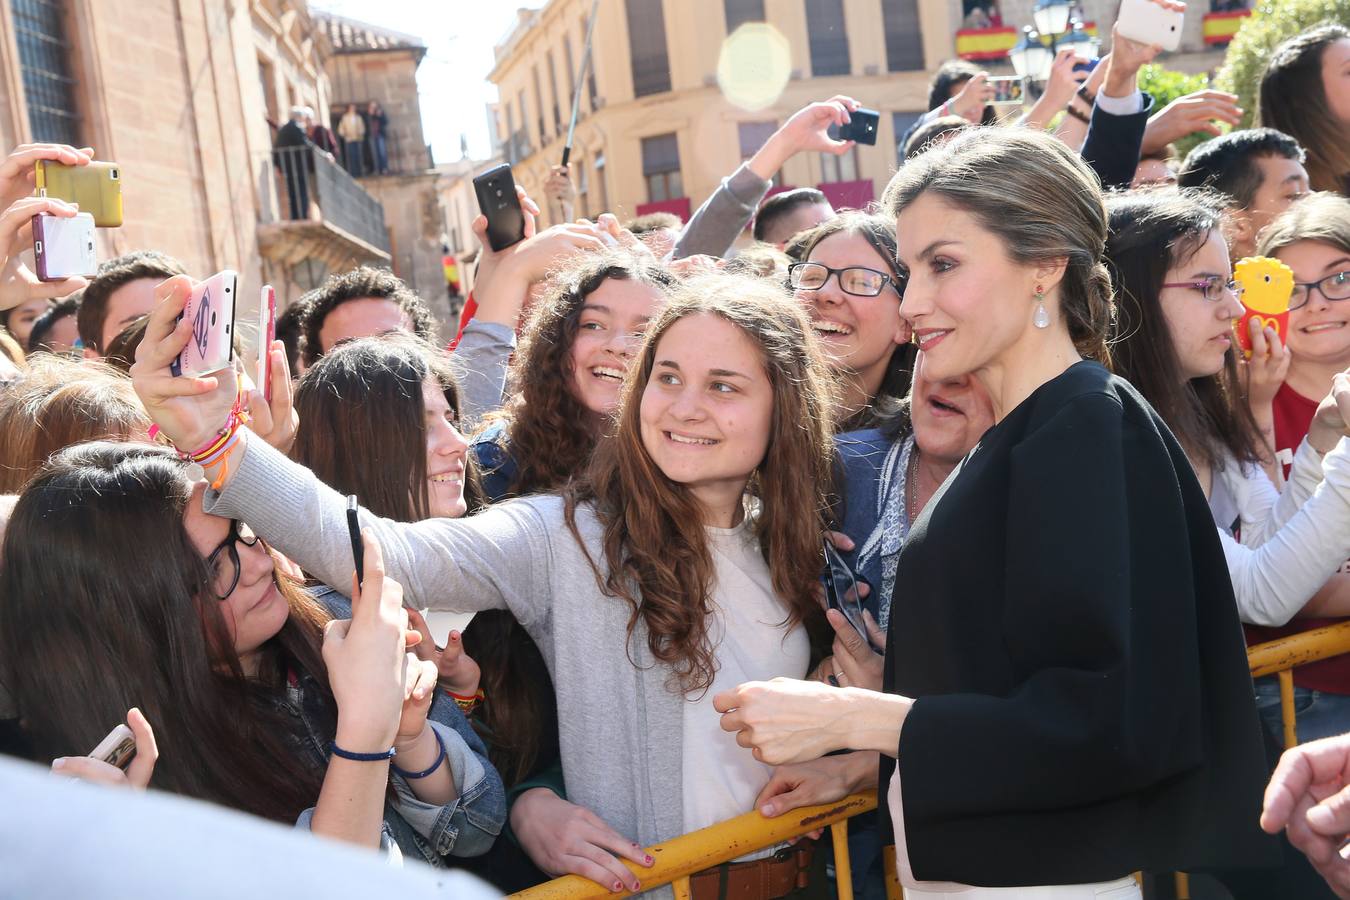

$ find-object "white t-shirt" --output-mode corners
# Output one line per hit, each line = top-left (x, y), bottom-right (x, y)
(681, 519), (810, 853)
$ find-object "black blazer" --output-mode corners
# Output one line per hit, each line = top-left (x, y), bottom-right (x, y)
(879, 361), (1276, 885)
(1081, 94), (1153, 191)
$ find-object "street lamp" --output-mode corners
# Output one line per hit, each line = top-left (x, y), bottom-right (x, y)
(1031, 0), (1074, 43)
(1009, 26), (1052, 82)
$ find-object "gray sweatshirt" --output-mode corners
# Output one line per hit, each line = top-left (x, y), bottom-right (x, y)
(450, 319), (515, 427)
(205, 436), (689, 854)
(672, 162), (771, 260)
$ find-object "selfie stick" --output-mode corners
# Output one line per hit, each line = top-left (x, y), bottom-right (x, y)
(561, 0), (600, 168)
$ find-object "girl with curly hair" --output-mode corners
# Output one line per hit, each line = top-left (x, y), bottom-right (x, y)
(135, 269), (837, 896)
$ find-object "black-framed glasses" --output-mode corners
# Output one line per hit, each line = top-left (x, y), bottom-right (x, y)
(1160, 276), (1244, 303)
(205, 519), (261, 600)
(789, 262), (902, 298)
(1289, 271), (1350, 311)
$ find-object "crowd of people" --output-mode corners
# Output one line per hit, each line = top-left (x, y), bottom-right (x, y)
(3, 11), (1350, 900)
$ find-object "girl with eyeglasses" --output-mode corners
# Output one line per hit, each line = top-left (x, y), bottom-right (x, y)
(0, 441), (505, 863)
(790, 211), (917, 432)
(1105, 191), (1350, 696)
(1242, 191), (1350, 744)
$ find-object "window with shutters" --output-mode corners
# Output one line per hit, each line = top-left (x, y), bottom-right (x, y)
(594, 152), (609, 213)
(563, 35), (577, 111)
(821, 125), (859, 181)
(738, 121), (780, 183)
(546, 50), (562, 135)
(881, 0), (925, 71)
(12, 0), (80, 145)
(625, 0), (671, 97)
(723, 0), (765, 31)
(532, 65), (547, 142)
(806, 0), (851, 78)
(642, 133), (683, 202)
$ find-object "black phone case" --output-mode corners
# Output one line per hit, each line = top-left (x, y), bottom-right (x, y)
(473, 164), (526, 251)
(347, 504), (364, 586)
(839, 109), (880, 146)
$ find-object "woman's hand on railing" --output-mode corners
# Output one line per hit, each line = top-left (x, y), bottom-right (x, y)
(511, 788), (654, 893)
(755, 752), (878, 819)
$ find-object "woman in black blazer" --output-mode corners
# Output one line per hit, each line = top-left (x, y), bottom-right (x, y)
(716, 128), (1275, 897)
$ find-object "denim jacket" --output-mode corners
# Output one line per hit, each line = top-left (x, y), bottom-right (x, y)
(293, 586), (506, 864)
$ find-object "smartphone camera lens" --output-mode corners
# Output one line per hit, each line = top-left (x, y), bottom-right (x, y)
(495, 188), (503, 197)
(110, 169), (119, 180)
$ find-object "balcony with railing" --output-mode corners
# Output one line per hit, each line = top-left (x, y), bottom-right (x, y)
(256, 144), (392, 272)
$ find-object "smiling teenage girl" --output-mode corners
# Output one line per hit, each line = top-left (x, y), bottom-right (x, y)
(133, 271), (835, 898)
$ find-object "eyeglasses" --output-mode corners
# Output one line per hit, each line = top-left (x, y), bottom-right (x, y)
(1289, 271), (1350, 311)
(1160, 276), (1244, 303)
(789, 262), (903, 298)
(205, 519), (262, 600)
(821, 539), (882, 653)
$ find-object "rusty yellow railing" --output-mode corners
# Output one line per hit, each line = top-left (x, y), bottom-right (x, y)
(1248, 619), (1350, 749)
(511, 792), (878, 900)
(515, 625), (1350, 900)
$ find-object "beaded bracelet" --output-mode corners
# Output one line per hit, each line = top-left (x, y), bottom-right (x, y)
(391, 728), (447, 780)
(330, 742), (396, 762)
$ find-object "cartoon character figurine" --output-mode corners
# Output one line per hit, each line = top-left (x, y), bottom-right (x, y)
(1233, 256), (1295, 358)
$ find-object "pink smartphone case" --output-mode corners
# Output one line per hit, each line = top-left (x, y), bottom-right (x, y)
(172, 272), (237, 377)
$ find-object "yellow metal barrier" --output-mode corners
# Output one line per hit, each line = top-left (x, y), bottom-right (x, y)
(510, 792), (878, 900)
(516, 624), (1350, 900)
(1248, 619), (1350, 749)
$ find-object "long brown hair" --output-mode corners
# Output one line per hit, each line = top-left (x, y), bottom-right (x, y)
(291, 332), (485, 520)
(795, 211), (918, 432)
(565, 273), (836, 693)
(485, 252), (676, 498)
(0, 442), (336, 822)
(1258, 24), (1350, 194)
(0, 355), (150, 492)
(1104, 191), (1265, 471)
(288, 334), (549, 785)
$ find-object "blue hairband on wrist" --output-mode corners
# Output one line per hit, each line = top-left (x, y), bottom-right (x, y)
(391, 728), (447, 780)
(330, 742), (397, 762)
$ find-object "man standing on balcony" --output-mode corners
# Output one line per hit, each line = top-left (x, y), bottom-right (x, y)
(338, 104), (366, 177)
(366, 101), (389, 175)
(273, 106), (315, 221)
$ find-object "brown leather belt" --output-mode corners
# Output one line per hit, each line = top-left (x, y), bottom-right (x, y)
(688, 841), (815, 900)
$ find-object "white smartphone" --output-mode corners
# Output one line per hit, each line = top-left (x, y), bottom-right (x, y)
(88, 723), (137, 771)
(171, 270), (238, 378)
(1116, 0), (1185, 52)
(33, 212), (97, 282)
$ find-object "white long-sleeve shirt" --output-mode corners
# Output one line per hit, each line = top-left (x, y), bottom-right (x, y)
(1211, 436), (1350, 626)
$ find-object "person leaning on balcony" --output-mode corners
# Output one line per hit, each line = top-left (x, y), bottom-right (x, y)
(716, 128), (1277, 898)
(671, 95), (863, 261)
(274, 106), (316, 221)
(338, 104), (366, 177)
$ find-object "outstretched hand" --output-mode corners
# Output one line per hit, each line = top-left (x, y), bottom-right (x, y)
(1263, 733), (1350, 898)
(0, 195), (89, 311)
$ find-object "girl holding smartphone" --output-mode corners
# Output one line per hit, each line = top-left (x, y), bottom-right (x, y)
(0, 441), (505, 863)
(133, 271), (836, 896)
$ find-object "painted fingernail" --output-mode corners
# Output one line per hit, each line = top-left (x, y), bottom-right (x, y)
(613, 882), (622, 892)
(645, 855), (654, 865)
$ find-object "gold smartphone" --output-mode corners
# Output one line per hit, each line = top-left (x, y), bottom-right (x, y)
(35, 160), (123, 227)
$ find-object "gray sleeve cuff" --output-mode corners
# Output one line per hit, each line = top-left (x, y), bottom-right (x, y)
(452, 320), (517, 426)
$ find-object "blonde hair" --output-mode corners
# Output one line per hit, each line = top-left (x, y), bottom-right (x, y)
(0, 355), (149, 492)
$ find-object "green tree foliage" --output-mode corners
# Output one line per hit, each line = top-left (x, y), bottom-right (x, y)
(1214, 0), (1350, 128)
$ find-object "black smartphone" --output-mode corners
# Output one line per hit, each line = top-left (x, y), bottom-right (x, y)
(346, 495), (364, 587)
(473, 163), (526, 251)
(838, 108), (880, 146)
(821, 539), (879, 650)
